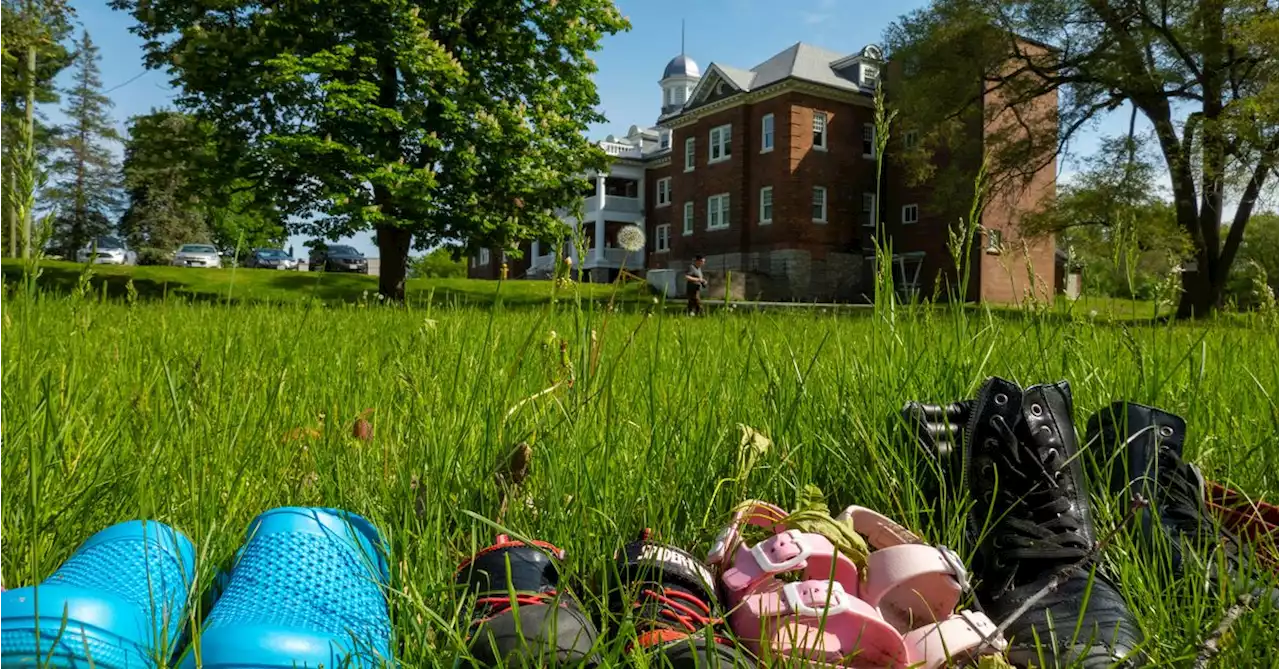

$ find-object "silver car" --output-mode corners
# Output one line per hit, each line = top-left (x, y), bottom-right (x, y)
(75, 236), (138, 265)
(172, 243), (223, 268)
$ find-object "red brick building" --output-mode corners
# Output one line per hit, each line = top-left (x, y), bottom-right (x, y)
(470, 41), (1058, 305)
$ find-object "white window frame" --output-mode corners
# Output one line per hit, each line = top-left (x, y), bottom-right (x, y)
(862, 193), (876, 228)
(684, 137), (695, 171)
(902, 204), (919, 225)
(655, 224), (671, 252)
(862, 123), (876, 158)
(683, 201), (694, 235)
(862, 64), (880, 88)
(893, 252), (926, 301)
(759, 187), (773, 224)
(812, 186), (828, 223)
(709, 124), (732, 164)
(813, 112), (828, 151)
(660, 131), (671, 150)
(904, 130), (919, 149)
(761, 113), (775, 152)
(707, 193), (730, 230)
(479, 249), (491, 265)
(656, 177), (672, 207)
(985, 228), (1003, 254)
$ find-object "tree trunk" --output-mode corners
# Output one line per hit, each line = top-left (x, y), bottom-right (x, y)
(1177, 262), (1220, 319)
(376, 224), (411, 302)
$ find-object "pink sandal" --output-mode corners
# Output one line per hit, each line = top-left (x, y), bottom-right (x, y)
(707, 500), (1007, 668)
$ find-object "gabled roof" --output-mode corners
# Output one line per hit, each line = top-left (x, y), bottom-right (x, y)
(750, 42), (864, 92)
(679, 42), (871, 118)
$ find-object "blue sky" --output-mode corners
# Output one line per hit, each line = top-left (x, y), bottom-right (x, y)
(53, 0), (1137, 257)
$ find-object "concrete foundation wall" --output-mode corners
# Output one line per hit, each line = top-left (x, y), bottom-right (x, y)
(659, 250), (864, 302)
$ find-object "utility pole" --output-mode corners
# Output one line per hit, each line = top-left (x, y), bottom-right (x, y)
(23, 40), (36, 260)
(8, 164), (16, 258)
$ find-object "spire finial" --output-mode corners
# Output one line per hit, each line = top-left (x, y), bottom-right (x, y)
(680, 19), (685, 55)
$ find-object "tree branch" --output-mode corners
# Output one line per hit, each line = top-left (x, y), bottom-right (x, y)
(1216, 144), (1279, 285)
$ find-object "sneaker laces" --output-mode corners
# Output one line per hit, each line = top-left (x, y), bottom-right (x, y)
(635, 587), (716, 633)
(474, 590), (560, 619)
(623, 529), (723, 638)
(990, 414), (1091, 564)
(460, 534), (567, 622)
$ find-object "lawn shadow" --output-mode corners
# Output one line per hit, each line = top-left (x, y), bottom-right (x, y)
(2, 262), (230, 304)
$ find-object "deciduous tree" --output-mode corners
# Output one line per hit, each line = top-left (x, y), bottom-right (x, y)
(887, 0), (1278, 317)
(1, 0), (74, 255)
(112, 0), (629, 300)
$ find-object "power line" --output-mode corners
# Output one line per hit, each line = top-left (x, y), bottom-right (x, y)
(104, 69), (149, 94)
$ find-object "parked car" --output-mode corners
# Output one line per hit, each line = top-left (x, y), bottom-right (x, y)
(245, 248), (299, 270)
(171, 244), (223, 269)
(310, 245), (368, 273)
(75, 236), (138, 265)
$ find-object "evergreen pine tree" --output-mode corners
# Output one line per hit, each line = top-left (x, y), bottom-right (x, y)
(46, 29), (121, 256)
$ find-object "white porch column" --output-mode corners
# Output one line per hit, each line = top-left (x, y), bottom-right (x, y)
(532, 240), (540, 263)
(594, 174), (606, 263)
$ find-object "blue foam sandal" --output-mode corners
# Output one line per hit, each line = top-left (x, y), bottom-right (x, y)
(0, 520), (196, 668)
(181, 507), (392, 668)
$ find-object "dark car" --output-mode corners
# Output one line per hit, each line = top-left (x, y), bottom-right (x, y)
(245, 248), (299, 270)
(310, 245), (368, 273)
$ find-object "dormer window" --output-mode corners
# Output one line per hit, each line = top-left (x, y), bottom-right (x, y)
(660, 131), (671, 150)
(861, 64), (880, 87)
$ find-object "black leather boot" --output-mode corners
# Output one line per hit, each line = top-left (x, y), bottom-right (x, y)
(967, 377), (1145, 667)
(900, 398), (975, 506)
(1087, 401), (1261, 598)
(605, 532), (755, 668)
(456, 535), (600, 667)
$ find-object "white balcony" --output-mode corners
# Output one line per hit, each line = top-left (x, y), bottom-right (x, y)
(600, 141), (643, 159)
(600, 247), (643, 267)
(584, 194), (642, 214)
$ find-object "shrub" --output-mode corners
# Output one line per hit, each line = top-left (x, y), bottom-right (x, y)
(137, 247), (173, 266)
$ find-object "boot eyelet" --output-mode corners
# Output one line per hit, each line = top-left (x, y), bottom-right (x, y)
(1030, 403), (1043, 416)
(1159, 426), (1174, 437)
(994, 393), (1008, 406)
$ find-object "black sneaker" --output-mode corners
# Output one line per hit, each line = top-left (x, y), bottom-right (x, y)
(967, 377), (1145, 667)
(456, 534), (600, 667)
(606, 531), (755, 668)
(1087, 402), (1259, 596)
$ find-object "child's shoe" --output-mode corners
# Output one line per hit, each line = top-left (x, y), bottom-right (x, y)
(1, 520), (195, 668)
(181, 506), (392, 668)
(607, 530), (755, 667)
(456, 534), (599, 667)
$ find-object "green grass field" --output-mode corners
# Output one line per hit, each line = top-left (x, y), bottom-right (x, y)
(2, 268), (1277, 667)
(0, 259), (654, 307)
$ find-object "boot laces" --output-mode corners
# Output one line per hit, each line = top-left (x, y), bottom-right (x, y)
(990, 414), (1091, 563)
(1155, 446), (1241, 568)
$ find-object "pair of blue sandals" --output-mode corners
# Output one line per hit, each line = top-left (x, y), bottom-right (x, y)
(0, 507), (391, 668)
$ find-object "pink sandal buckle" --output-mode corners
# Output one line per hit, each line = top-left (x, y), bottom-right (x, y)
(750, 529), (815, 574)
(712, 501), (904, 666)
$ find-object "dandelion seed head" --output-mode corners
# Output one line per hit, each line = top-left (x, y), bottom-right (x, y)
(617, 225), (646, 252)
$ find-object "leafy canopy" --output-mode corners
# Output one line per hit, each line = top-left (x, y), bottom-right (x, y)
(111, 0), (630, 296)
(886, 0), (1278, 317)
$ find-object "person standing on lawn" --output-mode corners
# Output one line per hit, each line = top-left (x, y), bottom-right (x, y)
(685, 254), (707, 315)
